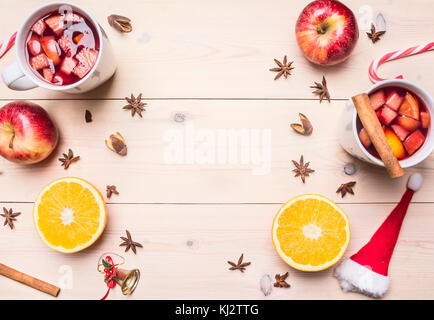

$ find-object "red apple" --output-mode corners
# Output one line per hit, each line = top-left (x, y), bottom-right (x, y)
(0, 101), (58, 164)
(295, 0), (359, 66)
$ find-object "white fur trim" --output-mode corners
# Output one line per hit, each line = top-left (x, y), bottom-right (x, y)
(407, 173), (423, 192)
(334, 259), (389, 298)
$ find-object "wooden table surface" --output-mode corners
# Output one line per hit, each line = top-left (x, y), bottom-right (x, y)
(0, 0), (433, 300)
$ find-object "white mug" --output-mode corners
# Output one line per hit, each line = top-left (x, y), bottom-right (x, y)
(339, 79), (433, 168)
(1, 2), (116, 93)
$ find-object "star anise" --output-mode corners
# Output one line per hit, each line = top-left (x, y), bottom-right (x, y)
(106, 185), (119, 198)
(292, 155), (315, 183)
(274, 272), (290, 288)
(123, 93), (146, 117)
(1, 207), (21, 230)
(366, 24), (386, 43)
(227, 254), (251, 273)
(58, 149), (80, 169)
(336, 181), (356, 198)
(269, 56), (294, 80)
(119, 230), (143, 254)
(310, 76), (330, 103)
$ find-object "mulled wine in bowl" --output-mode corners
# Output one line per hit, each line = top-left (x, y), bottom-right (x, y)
(1, 2), (116, 93)
(339, 79), (433, 168)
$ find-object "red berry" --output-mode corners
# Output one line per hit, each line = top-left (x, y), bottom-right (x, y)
(107, 279), (116, 288)
(104, 268), (110, 273)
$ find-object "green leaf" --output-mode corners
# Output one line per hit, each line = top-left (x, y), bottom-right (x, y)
(102, 259), (112, 269)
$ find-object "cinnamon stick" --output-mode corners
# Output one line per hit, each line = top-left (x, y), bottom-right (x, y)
(0, 263), (60, 297)
(352, 93), (405, 178)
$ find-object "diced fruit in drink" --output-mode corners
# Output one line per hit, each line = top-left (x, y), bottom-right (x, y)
(42, 68), (54, 82)
(395, 116), (420, 132)
(32, 20), (46, 36)
(41, 36), (61, 65)
(45, 15), (64, 36)
(27, 34), (41, 56)
(60, 56), (78, 75)
(403, 130), (425, 156)
(375, 107), (382, 119)
(72, 48), (98, 78)
(384, 128), (406, 159)
(385, 91), (404, 111)
(76, 48), (98, 69)
(58, 34), (72, 55)
(398, 92), (419, 120)
(73, 33), (84, 44)
(72, 64), (89, 79)
(358, 128), (371, 149)
(369, 90), (385, 110)
(391, 124), (410, 141)
(379, 106), (398, 125)
(53, 73), (64, 85)
(358, 87), (429, 161)
(30, 53), (49, 70)
(420, 111), (431, 129)
(64, 13), (83, 23)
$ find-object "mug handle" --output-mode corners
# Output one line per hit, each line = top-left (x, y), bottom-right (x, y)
(1, 62), (38, 91)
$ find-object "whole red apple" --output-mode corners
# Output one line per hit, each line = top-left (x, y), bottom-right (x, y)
(0, 101), (58, 164)
(295, 0), (358, 66)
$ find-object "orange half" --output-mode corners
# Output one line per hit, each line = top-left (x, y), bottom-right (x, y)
(272, 194), (350, 271)
(33, 177), (107, 253)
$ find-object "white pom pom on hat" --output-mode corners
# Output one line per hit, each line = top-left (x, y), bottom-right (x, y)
(407, 173), (423, 191)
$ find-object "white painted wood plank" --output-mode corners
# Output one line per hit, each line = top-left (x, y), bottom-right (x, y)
(0, 0), (432, 99)
(0, 99), (432, 203)
(0, 203), (433, 299)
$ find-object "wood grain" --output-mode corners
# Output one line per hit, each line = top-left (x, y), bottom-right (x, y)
(0, 0), (433, 100)
(0, 99), (432, 204)
(0, 202), (433, 300)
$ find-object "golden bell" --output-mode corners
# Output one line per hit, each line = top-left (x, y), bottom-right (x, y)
(114, 268), (140, 295)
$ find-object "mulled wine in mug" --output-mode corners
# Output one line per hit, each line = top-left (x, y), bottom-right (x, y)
(340, 79), (433, 168)
(1, 2), (116, 93)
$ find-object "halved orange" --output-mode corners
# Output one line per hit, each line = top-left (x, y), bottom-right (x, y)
(34, 177), (107, 253)
(272, 194), (350, 271)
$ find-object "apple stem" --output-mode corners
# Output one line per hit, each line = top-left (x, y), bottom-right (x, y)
(317, 23), (328, 35)
(9, 130), (14, 149)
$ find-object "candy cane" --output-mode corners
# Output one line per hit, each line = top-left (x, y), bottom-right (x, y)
(0, 32), (17, 58)
(369, 42), (434, 83)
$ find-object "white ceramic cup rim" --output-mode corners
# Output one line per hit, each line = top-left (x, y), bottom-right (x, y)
(352, 79), (434, 168)
(15, 1), (103, 91)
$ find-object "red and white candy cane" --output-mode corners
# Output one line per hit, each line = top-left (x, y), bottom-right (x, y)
(369, 42), (434, 83)
(0, 32), (17, 58)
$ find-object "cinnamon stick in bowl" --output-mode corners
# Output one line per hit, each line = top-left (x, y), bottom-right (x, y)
(352, 93), (405, 178)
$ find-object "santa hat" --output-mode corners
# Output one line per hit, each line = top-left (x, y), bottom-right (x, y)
(334, 173), (423, 298)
